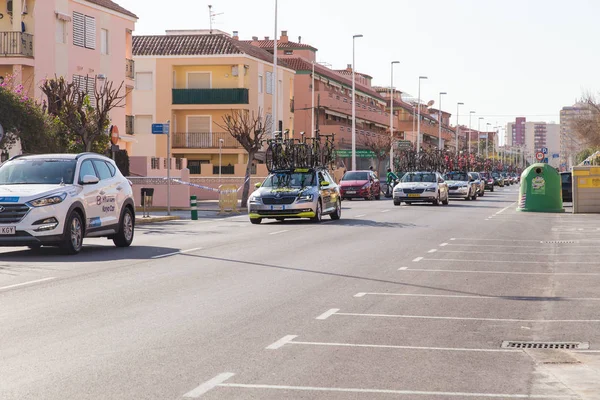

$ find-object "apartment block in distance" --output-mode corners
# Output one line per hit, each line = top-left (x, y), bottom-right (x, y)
(131, 30), (295, 176)
(506, 117), (560, 167)
(560, 103), (592, 170)
(0, 0), (137, 154)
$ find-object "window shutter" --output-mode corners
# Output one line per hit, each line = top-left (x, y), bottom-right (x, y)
(187, 116), (211, 133)
(266, 71), (273, 94)
(187, 72), (211, 89)
(135, 72), (152, 90)
(87, 77), (96, 107)
(85, 15), (96, 49)
(73, 12), (85, 47)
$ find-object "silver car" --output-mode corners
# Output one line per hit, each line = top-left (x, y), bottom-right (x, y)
(469, 172), (486, 197)
(393, 171), (449, 206)
(443, 171), (478, 201)
(248, 168), (342, 224)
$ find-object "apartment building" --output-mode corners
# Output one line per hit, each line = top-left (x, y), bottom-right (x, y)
(506, 118), (560, 167)
(560, 103), (591, 170)
(0, 0), (137, 154)
(132, 30), (295, 176)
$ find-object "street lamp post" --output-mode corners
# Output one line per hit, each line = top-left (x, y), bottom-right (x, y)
(351, 34), (363, 171)
(272, 0), (278, 139)
(416, 76), (427, 153)
(468, 111), (475, 154)
(456, 102), (464, 154)
(477, 117), (483, 156)
(219, 138), (224, 181)
(486, 122), (491, 158)
(438, 92), (447, 150)
(311, 61), (315, 138)
(389, 61), (400, 171)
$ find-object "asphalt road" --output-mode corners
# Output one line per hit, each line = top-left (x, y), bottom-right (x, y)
(1, 185), (600, 399)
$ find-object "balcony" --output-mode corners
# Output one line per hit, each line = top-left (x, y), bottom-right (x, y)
(172, 132), (243, 149)
(0, 32), (33, 57)
(126, 115), (134, 135)
(126, 58), (135, 79)
(172, 88), (249, 105)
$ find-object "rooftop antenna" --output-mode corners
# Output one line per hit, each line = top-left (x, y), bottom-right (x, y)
(208, 5), (224, 34)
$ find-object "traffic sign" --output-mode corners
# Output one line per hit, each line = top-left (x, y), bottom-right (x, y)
(336, 149), (375, 158)
(542, 147), (548, 154)
(110, 125), (119, 145)
(397, 140), (412, 149)
(543, 157), (548, 163)
(152, 123), (169, 134)
(552, 153), (559, 159)
(535, 152), (544, 161)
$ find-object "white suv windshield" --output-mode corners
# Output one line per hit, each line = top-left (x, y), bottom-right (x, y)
(0, 159), (77, 185)
(262, 172), (315, 188)
(401, 173), (436, 183)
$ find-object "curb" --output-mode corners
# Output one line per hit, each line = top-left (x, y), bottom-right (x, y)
(135, 216), (181, 225)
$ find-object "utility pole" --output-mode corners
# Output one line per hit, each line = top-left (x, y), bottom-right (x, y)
(315, 94), (320, 139)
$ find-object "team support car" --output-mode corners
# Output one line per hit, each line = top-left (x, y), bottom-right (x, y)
(0, 153), (135, 254)
(248, 167), (341, 224)
(339, 170), (381, 200)
(443, 171), (478, 200)
(393, 171), (449, 206)
(469, 172), (485, 197)
(480, 172), (495, 192)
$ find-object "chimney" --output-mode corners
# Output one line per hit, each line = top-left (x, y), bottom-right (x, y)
(298, 36), (301, 43)
(232, 31), (239, 40)
(252, 36), (258, 41)
(264, 36), (269, 40)
(346, 63), (352, 72)
(280, 30), (288, 43)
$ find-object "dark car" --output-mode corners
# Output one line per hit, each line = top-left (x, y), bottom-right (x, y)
(480, 172), (495, 192)
(561, 171), (572, 202)
(491, 172), (504, 187)
(339, 170), (381, 200)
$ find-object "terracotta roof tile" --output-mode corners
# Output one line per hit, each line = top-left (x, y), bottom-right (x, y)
(240, 39), (317, 51)
(334, 69), (373, 80)
(85, 0), (137, 18)
(133, 34), (291, 69)
(282, 57), (384, 101)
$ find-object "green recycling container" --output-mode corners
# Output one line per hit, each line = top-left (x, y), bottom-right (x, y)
(517, 163), (564, 213)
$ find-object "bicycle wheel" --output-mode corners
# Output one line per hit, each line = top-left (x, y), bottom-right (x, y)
(265, 146), (275, 171)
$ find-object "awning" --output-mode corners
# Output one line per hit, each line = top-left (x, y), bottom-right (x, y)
(325, 109), (348, 119)
(55, 12), (72, 21)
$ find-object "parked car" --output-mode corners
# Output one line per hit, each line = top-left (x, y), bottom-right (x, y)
(339, 170), (381, 200)
(0, 153), (135, 254)
(492, 172), (505, 187)
(502, 173), (512, 185)
(560, 171), (572, 202)
(480, 172), (495, 192)
(443, 171), (478, 200)
(393, 171), (449, 206)
(248, 167), (341, 224)
(469, 172), (486, 197)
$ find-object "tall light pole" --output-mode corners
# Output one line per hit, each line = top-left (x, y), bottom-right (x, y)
(438, 92), (447, 150)
(416, 76), (427, 153)
(477, 117), (484, 156)
(468, 111), (475, 154)
(486, 122), (491, 158)
(456, 102), (464, 153)
(311, 61), (315, 138)
(351, 34), (363, 171)
(219, 138), (224, 181)
(389, 61), (400, 171)
(271, 0), (278, 138)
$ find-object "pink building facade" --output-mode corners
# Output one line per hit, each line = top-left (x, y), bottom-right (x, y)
(0, 0), (137, 154)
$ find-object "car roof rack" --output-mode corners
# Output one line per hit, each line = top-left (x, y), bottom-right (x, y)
(8, 154), (30, 161)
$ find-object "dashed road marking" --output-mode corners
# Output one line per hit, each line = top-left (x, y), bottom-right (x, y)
(402, 268), (600, 276)
(353, 292), (600, 301)
(269, 230), (289, 235)
(0, 277), (56, 291)
(333, 311), (600, 323)
(418, 258), (600, 265)
(266, 335), (298, 350)
(427, 249), (437, 253)
(183, 372), (236, 398)
(398, 267), (408, 270)
(316, 308), (339, 320)
(412, 257), (423, 262)
(381, 210), (390, 213)
(355, 214), (366, 218)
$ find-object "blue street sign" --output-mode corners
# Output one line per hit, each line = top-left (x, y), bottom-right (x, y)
(542, 147), (548, 154)
(151, 123), (164, 134)
(552, 153), (559, 159)
(584, 160), (591, 165)
(543, 157), (548, 163)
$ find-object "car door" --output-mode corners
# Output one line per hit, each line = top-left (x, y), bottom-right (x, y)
(318, 171), (333, 211)
(437, 173), (447, 197)
(326, 171), (340, 208)
(371, 172), (380, 195)
(92, 159), (120, 228)
(77, 159), (103, 230)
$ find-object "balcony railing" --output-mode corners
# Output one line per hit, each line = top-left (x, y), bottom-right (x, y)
(126, 58), (135, 79)
(126, 115), (134, 135)
(172, 132), (243, 149)
(0, 32), (33, 57)
(172, 88), (249, 105)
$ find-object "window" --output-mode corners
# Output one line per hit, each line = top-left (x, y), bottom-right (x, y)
(284, 50), (293, 55)
(136, 72), (152, 90)
(93, 160), (112, 180)
(266, 71), (273, 94)
(100, 29), (108, 54)
(187, 72), (211, 89)
(187, 116), (211, 133)
(258, 75), (263, 93)
(73, 75), (96, 107)
(135, 115), (152, 135)
(106, 162), (116, 177)
(79, 160), (97, 182)
(56, 19), (66, 43)
(73, 12), (96, 49)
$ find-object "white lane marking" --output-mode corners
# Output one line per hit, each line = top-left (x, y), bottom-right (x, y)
(290, 339), (520, 353)
(355, 214), (366, 218)
(403, 268), (600, 276)
(183, 372), (236, 398)
(219, 382), (576, 398)
(269, 230), (289, 235)
(151, 247), (203, 259)
(451, 238), (542, 243)
(266, 335), (298, 350)
(440, 243), (448, 247)
(436, 250), (600, 256)
(334, 311), (600, 323)
(450, 238), (456, 241)
(427, 249), (437, 253)
(316, 308), (339, 320)
(495, 203), (516, 215)
(381, 209), (390, 213)
(412, 257), (423, 262)
(398, 267), (408, 270)
(0, 277), (56, 291)
(354, 292), (600, 301)
(420, 258), (600, 265)
(447, 243), (600, 249)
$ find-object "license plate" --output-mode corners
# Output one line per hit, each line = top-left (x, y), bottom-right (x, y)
(408, 193), (420, 198)
(0, 226), (16, 235)
(346, 191), (356, 194)
(271, 205), (285, 211)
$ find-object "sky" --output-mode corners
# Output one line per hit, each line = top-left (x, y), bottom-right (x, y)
(116, 0), (600, 145)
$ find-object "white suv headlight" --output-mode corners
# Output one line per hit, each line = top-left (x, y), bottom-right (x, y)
(28, 193), (67, 207)
(425, 187), (436, 192)
(249, 195), (261, 203)
(297, 194), (314, 202)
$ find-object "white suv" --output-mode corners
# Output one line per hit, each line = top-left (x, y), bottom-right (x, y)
(0, 153), (135, 254)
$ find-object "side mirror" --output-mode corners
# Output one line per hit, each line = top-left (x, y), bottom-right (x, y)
(320, 181), (330, 187)
(81, 175), (99, 185)
(255, 182), (262, 188)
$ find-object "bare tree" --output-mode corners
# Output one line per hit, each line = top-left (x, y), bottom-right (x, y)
(361, 133), (392, 175)
(217, 109), (270, 206)
(571, 93), (600, 148)
(40, 76), (128, 152)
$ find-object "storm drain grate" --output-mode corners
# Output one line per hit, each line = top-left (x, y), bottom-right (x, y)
(502, 341), (589, 350)
(540, 240), (578, 244)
